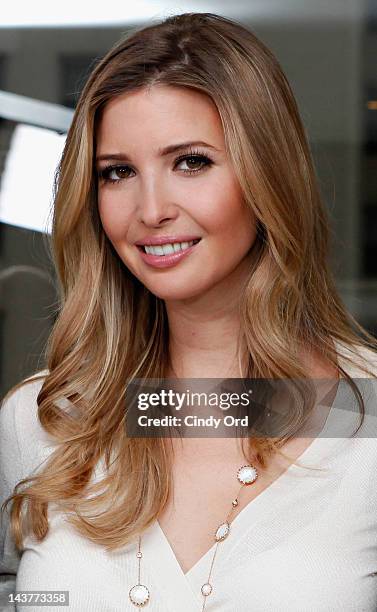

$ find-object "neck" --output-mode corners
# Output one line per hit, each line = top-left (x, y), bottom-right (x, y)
(164, 299), (246, 380)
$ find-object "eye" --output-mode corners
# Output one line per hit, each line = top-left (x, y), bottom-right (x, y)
(174, 153), (213, 175)
(98, 165), (134, 184)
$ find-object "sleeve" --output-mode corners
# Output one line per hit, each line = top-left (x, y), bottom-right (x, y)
(0, 389), (24, 611)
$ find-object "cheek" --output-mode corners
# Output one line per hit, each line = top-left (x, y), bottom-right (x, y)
(200, 181), (255, 242)
(97, 195), (131, 242)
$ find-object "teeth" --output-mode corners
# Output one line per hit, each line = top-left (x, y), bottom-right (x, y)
(144, 240), (196, 256)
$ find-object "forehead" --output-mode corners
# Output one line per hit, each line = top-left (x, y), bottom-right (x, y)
(96, 85), (225, 152)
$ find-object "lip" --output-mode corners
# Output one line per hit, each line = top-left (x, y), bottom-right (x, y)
(135, 235), (201, 246)
(136, 239), (201, 269)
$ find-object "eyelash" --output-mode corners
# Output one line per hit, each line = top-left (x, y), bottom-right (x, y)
(97, 148), (214, 185)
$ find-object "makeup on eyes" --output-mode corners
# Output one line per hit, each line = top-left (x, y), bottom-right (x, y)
(96, 147), (215, 185)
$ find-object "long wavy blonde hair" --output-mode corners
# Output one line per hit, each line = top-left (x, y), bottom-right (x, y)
(2, 12), (377, 552)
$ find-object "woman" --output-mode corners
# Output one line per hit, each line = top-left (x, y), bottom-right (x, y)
(1, 12), (377, 612)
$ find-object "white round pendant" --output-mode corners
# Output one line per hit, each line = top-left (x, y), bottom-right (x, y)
(237, 465), (258, 485)
(129, 584), (150, 606)
(201, 582), (213, 596)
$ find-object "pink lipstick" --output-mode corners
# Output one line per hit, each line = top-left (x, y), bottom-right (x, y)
(136, 239), (201, 269)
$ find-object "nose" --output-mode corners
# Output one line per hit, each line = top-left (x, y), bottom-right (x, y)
(136, 176), (178, 227)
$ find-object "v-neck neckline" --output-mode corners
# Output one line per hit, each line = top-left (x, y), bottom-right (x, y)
(141, 360), (352, 610)
(142, 431), (344, 612)
(156, 425), (342, 578)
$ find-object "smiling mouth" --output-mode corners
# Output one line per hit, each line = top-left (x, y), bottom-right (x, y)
(137, 238), (201, 255)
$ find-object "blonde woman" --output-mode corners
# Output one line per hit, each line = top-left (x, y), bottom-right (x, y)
(1, 12), (377, 612)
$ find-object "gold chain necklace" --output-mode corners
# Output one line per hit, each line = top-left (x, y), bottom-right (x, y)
(128, 463), (259, 609)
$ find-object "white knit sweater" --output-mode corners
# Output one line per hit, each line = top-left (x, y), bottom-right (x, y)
(1, 341), (377, 611)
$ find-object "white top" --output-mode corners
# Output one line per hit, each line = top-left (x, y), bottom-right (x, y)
(1, 341), (377, 611)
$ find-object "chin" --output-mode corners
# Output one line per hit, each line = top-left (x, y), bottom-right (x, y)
(142, 281), (207, 302)
(149, 289), (202, 301)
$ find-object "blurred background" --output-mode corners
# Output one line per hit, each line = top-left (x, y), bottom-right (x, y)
(0, 0), (376, 396)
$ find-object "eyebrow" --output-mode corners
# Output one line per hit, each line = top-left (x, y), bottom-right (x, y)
(96, 140), (221, 163)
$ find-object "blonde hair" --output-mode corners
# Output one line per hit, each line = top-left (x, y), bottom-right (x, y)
(2, 12), (377, 552)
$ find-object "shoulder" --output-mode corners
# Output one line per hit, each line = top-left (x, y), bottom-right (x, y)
(0, 369), (49, 436)
(0, 369), (52, 483)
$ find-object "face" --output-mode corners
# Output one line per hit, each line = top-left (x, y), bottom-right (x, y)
(96, 85), (257, 302)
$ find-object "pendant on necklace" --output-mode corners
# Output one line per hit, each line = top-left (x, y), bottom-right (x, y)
(215, 521), (230, 541)
(201, 582), (213, 596)
(129, 584), (150, 607)
(237, 464), (258, 485)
